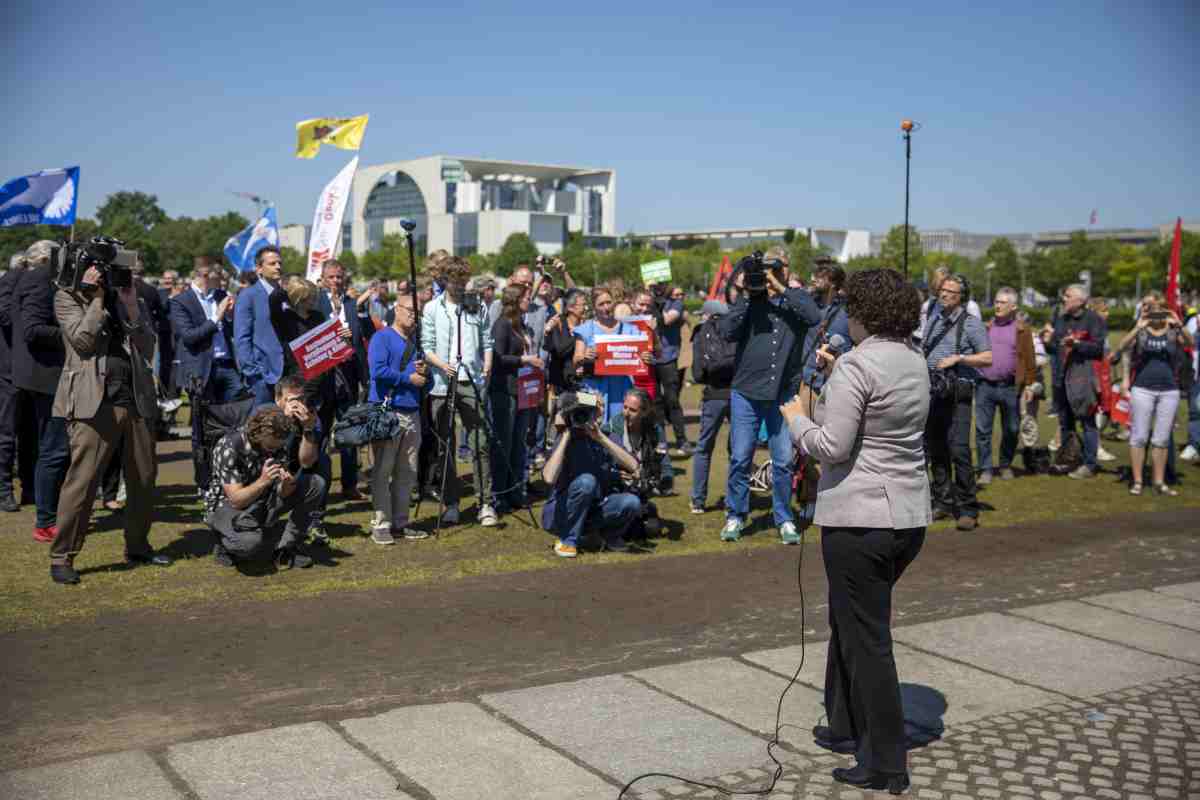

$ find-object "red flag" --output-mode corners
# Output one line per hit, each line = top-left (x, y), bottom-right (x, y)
(707, 255), (732, 300)
(1167, 217), (1183, 318)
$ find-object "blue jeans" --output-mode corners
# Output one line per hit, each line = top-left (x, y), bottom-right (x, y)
(974, 381), (1019, 471)
(547, 473), (641, 548)
(1188, 380), (1200, 449)
(32, 391), (70, 528)
(691, 397), (730, 506)
(727, 390), (793, 526)
(247, 375), (275, 408)
(1055, 385), (1099, 469)
(489, 389), (531, 510)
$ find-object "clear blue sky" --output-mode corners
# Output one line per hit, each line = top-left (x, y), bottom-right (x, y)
(5, 0), (1197, 236)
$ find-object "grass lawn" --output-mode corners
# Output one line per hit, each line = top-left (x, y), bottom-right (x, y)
(1, 330), (1195, 632)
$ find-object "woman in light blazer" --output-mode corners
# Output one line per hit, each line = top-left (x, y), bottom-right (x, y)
(782, 268), (931, 795)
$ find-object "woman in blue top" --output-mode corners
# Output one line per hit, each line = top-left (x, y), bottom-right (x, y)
(572, 288), (643, 424)
(366, 295), (429, 544)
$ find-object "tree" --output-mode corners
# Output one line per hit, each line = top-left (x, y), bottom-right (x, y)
(495, 233), (539, 276)
(983, 237), (1021, 292)
(788, 235), (823, 277)
(280, 247), (307, 277)
(1108, 244), (1157, 295)
(359, 234), (407, 280)
(878, 225), (924, 275)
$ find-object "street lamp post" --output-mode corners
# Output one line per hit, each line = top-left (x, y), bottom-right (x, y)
(984, 261), (995, 307)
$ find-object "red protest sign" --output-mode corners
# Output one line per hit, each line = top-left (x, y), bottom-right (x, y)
(517, 366), (545, 410)
(289, 318), (354, 380)
(594, 333), (650, 377)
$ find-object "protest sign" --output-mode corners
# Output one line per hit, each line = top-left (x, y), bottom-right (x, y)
(620, 314), (655, 338)
(594, 333), (650, 377)
(640, 259), (672, 284)
(517, 366), (545, 410)
(289, 318), (354, 380)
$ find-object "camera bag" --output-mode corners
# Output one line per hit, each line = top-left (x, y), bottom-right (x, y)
(332, 336), (417, 448)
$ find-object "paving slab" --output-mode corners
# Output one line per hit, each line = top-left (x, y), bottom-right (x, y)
(1083, 588), (1200, 631)
(743, 639), (1059, 726)
(1011, 599), (1200, 664)
(168, 721), (406, 800)
(892, 611), (1196, 696)
(482, 674), (771, 787)
(633, 657), (826, 753)
(0, 750), (181, 800)
(341, 701), (613, 800)
(1154, 580), (1200, 602)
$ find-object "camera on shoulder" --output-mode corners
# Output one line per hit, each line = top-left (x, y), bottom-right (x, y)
(53, 236), (137, 292)
(556, 390), (602, 430)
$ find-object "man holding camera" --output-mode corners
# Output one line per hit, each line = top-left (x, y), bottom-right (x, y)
(50, 260), (169, 585)
(718, 246), (821, 545)
(541, 392), (642, 557)
(922, 275), (992, 531)
(1041, 283), (1106, 479)
(648, 283), (692, 455)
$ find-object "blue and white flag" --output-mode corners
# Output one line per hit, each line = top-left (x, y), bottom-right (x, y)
(224, 205), (279, 270)
(0, 166), (80, 227)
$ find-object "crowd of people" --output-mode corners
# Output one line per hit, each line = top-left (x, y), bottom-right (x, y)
(1, 238), (1196, 585)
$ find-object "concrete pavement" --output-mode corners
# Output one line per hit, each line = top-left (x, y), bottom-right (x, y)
(2, 582), (1197, 799)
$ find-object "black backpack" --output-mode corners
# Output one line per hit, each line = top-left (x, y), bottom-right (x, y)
(691, 319), (736, 385)
(1049, 431), (1083, 474)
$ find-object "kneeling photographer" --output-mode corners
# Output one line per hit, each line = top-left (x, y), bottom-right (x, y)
(541, 390), (642, 558)
(49, 238), (170, 585)
(603, 387), (673, 539)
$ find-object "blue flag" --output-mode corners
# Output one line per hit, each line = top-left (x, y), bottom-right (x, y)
(224, 206), (279, 270)
(0, 166), (80, 227)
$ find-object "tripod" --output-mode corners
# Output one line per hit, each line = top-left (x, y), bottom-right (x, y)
(431, 301), (538, 535)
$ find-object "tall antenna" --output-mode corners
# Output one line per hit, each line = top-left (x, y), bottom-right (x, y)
(228, 190), (270, 216)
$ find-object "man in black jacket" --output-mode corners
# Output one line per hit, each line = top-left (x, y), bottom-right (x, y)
(1041, 283), (1107, 478)
(689, 296), (738, 515)
(12, 241), (70, 542)
(0, 253), (30, 511)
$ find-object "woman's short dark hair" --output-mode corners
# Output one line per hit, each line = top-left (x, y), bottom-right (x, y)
(844, 268), (920, 340)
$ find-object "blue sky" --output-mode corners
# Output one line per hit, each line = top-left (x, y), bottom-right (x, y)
(4, 0), (1197, 235)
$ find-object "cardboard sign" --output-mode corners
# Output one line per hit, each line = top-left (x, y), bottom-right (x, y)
(517, 366), (545, 410)
(594, 333), (650, 377)
(289, 318), (354, 380)
(620, 315), (655, 337)
(640, 259), (672, 284)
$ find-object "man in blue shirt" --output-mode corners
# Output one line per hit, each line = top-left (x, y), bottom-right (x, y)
(718, 247), (821, 545)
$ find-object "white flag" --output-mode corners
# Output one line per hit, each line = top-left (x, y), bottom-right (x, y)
(306, 155), (358, 282)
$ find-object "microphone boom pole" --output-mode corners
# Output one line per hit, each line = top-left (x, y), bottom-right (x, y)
(900, 119), (916, 280)
(400, 218), (420, 322)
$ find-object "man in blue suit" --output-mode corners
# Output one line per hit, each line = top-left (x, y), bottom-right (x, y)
(170, 262), (241, 489)
(315, 259), (371, 500)
(233, 247), (285, 408)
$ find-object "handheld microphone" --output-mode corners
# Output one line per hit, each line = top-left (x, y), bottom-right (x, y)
(826, 333), (846, 351)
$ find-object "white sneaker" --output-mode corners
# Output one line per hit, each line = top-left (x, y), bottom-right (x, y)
(779, 521), (801, 545)
(398, 526), (429, 540)
(720, 517), (746, 542)
(479, 504), (498, 527)
(1181, 444), (1199, 462)
(1096, 446), (1116, 462)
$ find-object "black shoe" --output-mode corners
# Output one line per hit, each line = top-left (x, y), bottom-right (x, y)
(812, 725), (858, 754)
(931, 508), (953, 521)
(126, 552), (172, 567)
(275, 547), (314, 570)
(0, 494), (18, 512)
(50, 563), (80, 585)
(832, 765), (910, 795)
(212, 544), (235, 567)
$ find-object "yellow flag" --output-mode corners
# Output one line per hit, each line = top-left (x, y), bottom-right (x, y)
(295, 114), (369, 159)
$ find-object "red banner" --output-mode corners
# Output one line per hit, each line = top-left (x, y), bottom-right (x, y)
(594, 333), (650, 377)
(517, 367), (545, 410)
(289, 318), (354, 380)
(1167, 217), (1183, 319)
(707, 255), (733, 300)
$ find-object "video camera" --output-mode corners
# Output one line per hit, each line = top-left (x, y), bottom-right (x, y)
(53, 236), (137, 292)
(556, 390), (601, 430)
(460, 290), (482, 316)
(737, 250), (771, 293)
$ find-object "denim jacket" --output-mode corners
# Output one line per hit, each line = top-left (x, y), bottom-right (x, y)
(420, 292), (493, 397)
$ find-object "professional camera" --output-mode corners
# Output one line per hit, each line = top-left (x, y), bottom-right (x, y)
(556, 390), (601, 430)
(460, 290), (482, 315)
(738, 251), (768, 293)
(52, 236), (137, 292)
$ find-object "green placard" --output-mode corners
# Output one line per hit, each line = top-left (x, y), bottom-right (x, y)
(641, 258), (672, 284)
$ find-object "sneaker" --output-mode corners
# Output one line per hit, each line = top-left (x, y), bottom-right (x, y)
(554, 540), (577, 558)
(0, 494), (18, 513)
(1096, 446), (1116, 462)
(1129, 483), (1143, 496)
(655, 442), (668, 456)
(399, 526), (429, 540)
(32, 525), (56, 543)
(956, 516), (978, 531)
(720, 517), (746, 542)
(479, 504), (498, 527)
(605, 538), (630, 553)
(689, 500), (705, 514)
(441, 505), (460, 525)
(371, 527), (396, 545)
(1180, 444), (1199, 462)
(977, 469), (993, 486)
(50, 563), (80, 585)
(779, 521), (801, 545)
(275, 547), (314, 570)
(998, 467), (1016, 480)
(1155, 483), (1179, 497)
(309, 524), (330, 546)
(1068, 465), (1096, 480)
(212, 544), (235, 567)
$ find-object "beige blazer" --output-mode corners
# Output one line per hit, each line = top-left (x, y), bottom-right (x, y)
(53, 289), (158, 423)
(789, 335), (932, 530)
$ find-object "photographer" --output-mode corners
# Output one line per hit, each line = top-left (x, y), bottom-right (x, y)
(541, 392), (642, 558)
(1040, 284), (1105, 479)
(49, 257), (170, 585)
(717, 246), (820, 545)
(689, 297), (738, 514)
(206, 404), (322, 570)
(647, 283), (692, 455)
(922, 274), (991, 531)
(603, 386), (674, 496)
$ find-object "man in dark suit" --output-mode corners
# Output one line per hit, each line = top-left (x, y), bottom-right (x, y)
(0, 253), (30, 511)
(233, 248), (285, 407)
(170, 261), (240, 489)
(315, 259), (369, 500)
(12, 241), (70, 542)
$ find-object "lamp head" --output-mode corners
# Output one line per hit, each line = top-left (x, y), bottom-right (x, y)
(900, 119), (914, 132)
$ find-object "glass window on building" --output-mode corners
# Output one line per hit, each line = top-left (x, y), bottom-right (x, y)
(587, 189), (603, 235)
(499, 185), (517, 210)
(446, 182), (457, 214)
(364, 172), (427, 221)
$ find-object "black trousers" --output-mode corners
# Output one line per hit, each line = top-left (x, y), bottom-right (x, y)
(925, 395), (977, 518)
(823, 525), (925, 775)
(654, 360), (688, 445)
(0, 378), (17, 497)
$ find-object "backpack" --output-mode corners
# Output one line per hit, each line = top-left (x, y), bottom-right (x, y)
(691, 319), (736, 385)
(1049, 431), (1083, 474)
(1021, 446), (1052, 475)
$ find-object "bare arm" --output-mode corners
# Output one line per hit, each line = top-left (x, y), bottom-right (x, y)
(591, 425), (639, 475)
(542, 426), (572, 485)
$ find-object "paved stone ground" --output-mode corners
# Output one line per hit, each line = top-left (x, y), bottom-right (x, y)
(2, 581), (1197, 799)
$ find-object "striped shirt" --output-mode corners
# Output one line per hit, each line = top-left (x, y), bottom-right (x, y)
(922, 306), (991, 374)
